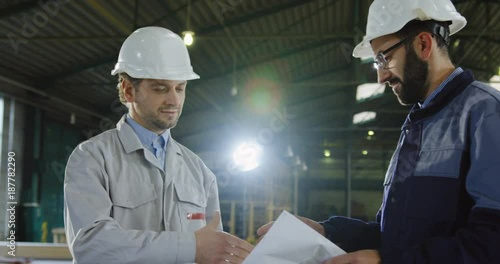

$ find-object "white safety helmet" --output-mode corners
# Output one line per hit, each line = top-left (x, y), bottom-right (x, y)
(111, 26), (200, 80)
(353, 0), (467, 58)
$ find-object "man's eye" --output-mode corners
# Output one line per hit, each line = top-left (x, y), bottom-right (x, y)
(154, 86), (166, 91)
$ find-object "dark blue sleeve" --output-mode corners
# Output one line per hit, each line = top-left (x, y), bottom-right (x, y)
(319, 212), (381, 252)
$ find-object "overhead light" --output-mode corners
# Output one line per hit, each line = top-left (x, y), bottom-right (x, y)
(353, 111), (377, 125)
(182, 31), (195, 46)
(233, 141), (262, 172)
(362, 150), (368, 155)
(70, 113), (76, 125)
(324, 149), (331, 157)
(356, 83), (385, 102)
(368, 130), (375, 136)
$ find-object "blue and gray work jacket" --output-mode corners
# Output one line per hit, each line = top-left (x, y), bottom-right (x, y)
(321, 70), (500, 263)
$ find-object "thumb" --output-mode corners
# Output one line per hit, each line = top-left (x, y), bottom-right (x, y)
(207, 210), (221, 230)
(256, 221), (274, 236)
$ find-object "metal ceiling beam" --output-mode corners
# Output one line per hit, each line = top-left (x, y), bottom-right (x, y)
(10, 30), (494, 82)
(144, 0), (201, 30)
(0, 33), (356, 41)
(289, 53), (354, 84)
(4, 30), (500, 42)
(45, 37), (338, 85)
(35, 78), (371, 88)
(198, 0), (317, 34)
(30, 1), (190, 81)
(87, 0), (130, 33)
(0, 75), (107, 120)
(201, 39), (336, 83)
(237, 0), (345, 65)
(291, 66), (352, 83)
(42, 56), (116, 82)
(0, 0), (39, 19)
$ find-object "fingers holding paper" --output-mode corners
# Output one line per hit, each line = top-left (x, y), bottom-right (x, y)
(256, 221), (275, 236)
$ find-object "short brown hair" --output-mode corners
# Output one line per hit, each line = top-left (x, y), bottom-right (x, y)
(116, 73), (142, 104)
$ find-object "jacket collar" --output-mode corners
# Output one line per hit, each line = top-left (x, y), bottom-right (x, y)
(405, 70), (475, 126)
(116, 115), (182, 156)
(117, 115), (143, 153)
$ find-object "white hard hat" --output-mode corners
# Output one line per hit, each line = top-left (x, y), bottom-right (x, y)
(353, 0), (467, 58)
(111, 26), (200, 80)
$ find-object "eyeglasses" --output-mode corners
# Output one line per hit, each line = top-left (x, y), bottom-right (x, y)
(373, 34), (415, 70)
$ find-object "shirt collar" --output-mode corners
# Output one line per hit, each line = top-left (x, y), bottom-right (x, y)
(125, 114), (169, 150)
(419, 67), (464, 109)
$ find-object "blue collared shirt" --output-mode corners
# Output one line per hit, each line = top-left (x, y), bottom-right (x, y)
(125, 115), (169, 170)
(419, 67), (464, 109)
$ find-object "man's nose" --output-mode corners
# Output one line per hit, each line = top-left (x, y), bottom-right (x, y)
(164, 90), (179, 105)
(377, 68), (391, 84)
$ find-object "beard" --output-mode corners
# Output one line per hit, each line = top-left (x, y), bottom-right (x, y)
(393, 45), (430, 106)
(137, 105), (181, 132)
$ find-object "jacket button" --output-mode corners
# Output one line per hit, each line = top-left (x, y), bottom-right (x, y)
(391, 197), (396, 203)
(405, 129), (409, 134)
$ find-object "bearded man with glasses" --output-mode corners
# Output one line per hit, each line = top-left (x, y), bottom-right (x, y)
(257, 0), (500, 263)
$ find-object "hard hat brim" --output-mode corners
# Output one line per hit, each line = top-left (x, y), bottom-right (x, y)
(352, 40), (374, 59)
(111, 64), (200, 81)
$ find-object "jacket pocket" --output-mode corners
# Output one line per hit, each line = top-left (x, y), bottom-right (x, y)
(174, 183), (207, 231)
(112, 182), (158, 208)
(404, 176), (460, 220)
(175, 184), (207, 208)
(401, 176), (460, 246)
(110, 181), (160, 230)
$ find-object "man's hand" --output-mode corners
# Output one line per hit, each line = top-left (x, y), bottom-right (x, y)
(256, 215), (325, 237)
(322, 250), (381, 264)
(195, 211), (254, 264)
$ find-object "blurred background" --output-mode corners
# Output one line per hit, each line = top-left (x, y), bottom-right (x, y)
(0, 0), (499, 261)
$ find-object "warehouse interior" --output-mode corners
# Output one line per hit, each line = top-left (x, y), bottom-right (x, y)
(0, 0), (500, 261)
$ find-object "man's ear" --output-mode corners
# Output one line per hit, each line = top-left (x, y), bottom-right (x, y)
(415, 32), (433, 60)
(122, 79), (136, 103)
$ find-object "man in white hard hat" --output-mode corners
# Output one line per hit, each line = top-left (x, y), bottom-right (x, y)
(64, 26), (253, 264)
(258, 0), (500, 263)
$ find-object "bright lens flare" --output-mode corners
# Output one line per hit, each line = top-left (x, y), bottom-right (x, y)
(233, 142), (262, 172)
